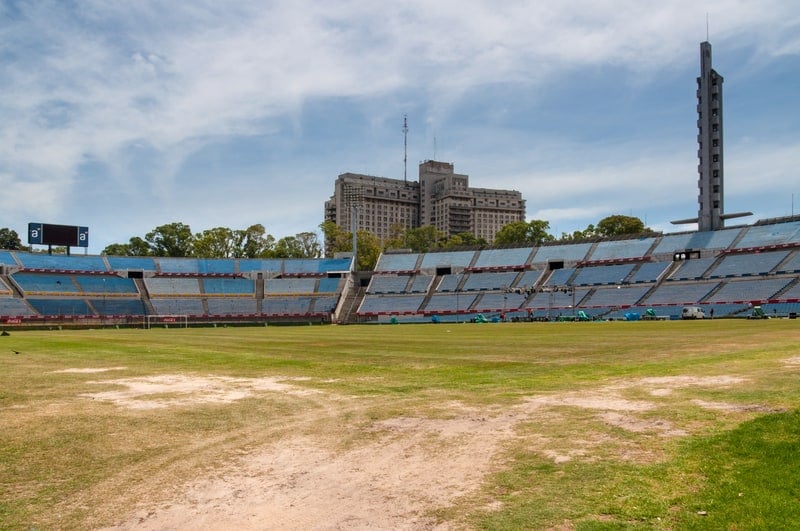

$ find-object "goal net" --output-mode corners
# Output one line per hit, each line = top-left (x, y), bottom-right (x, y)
(145, 314), (189, 329)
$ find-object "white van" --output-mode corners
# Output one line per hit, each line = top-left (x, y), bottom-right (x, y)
(681, 306), (706, 320)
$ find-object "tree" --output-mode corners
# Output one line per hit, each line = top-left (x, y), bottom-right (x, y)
(595, 215), (648, 237)
(355, 230), (381, 271)
(319, 221), (352, 257)
(442, 232), (487, 249)
(232, 224), (275, 258)
(295, 231), (322, 259)
(128, 237), (153, 256)
(494, 220), (554, 246)
(145, 222), (194, 257)
(193, 227), (235, 258)
(271, 236), (303, 258)
(101, 243), (132, 256)
(403, 226), (446, 253)
(101, 236), (153, 256)
(0, 228), (23, 250)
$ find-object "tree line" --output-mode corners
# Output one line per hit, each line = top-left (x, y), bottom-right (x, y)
(0, 214), (652, 270)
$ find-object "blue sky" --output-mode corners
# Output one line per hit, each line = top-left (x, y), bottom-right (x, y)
(2, 0), (799, 253)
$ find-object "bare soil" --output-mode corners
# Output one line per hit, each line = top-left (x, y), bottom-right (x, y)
(66, 370), (758, 530)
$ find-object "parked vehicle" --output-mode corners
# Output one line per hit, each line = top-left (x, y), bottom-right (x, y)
(681, 306), (706, 320)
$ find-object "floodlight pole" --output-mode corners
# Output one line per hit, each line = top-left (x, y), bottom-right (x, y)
(344, 186), (363, 272)
(572, 286), (576, 317)
(352, 202), (358, 271)
(456, 272), (460, 323)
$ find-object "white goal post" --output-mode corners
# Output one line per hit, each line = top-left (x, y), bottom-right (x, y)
(145, 315), (189, 329)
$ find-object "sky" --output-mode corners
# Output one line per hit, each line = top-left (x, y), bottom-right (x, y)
(2, 0), (799, 253)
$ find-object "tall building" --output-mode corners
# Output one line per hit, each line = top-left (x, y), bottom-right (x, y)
(325, 173), (420, 243)
(672, 41), (750, 230)
(325, 161), (525, 245)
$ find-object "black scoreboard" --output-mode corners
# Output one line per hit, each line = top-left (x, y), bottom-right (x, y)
(28, 223), (89, 248)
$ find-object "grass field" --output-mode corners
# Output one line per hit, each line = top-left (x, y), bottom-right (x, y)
(1, 320), (799, 529)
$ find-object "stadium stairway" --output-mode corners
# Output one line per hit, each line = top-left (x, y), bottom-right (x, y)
(1, 273), (25, 299)
(337, 284), (366, 324)
(772, 277), (800, 300)
(133, 278), (157, 316)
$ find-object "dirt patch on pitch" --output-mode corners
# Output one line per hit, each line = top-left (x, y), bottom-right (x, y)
(54, 367), (128, 374)
(782, 356), (800, 367)
(97, 373), (753, 529)
(82, 375), (319, 410)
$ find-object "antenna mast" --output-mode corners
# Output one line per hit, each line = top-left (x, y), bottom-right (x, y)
(402, 114), (408, 183)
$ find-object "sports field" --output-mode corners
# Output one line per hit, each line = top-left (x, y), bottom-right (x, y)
(2, 320), (799, 529)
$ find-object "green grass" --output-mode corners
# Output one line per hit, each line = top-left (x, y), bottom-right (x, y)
(1, 320), (799, 529)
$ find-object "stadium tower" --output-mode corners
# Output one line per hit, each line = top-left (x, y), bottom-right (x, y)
(673, 40), (750, 231)
(697, 40), (724, 231)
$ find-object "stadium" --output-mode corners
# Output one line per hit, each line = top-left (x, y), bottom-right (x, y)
(3, 35), (800, 530)
(2, 217), (800, 328)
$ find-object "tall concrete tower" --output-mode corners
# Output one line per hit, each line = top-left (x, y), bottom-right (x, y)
(672, 41), (750, 231)
(696, 41), (724, 231)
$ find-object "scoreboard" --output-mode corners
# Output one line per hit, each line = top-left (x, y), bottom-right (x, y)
(28, 223), (89, 248)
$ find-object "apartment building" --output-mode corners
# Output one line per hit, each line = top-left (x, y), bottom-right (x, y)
(325, 160), (525, 244)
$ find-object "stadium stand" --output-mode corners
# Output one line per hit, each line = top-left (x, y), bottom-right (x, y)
(572, 264), (636, 286)
(358, 294), (426, 315)
(589, 238), (656, 261)
(206, 298), (258, 316)
(157, 258), (201, 274)
(0, 250), (18, 266)
(265, 278), (317, 294)
(150, 298), (205, 315)
(317, 277), (343, 293)
(105, 256), (157, 271)
(91, 298), (147, 316)
(0, 250), (350, 323)
(15, 253), (107, 272)
(419, 250), (476, 271)
(516, 269), (545, 288)
(374, 253), (420, 272)
(629, 261), (671, 283)
(526, 288), (586, 311)
(4, 219), (800, 325)
(473, 292), (526, 312)
(709, 251), (789, 278)
(642, 281), (719, 306)
(543, 268), (575, 286)
(582, 286), (650, 308)
(532, 242), (592, 264)
(202, 277), (254, 295)
(408, 275), (433, 293)
(462, 271), (519, 291)
(27, 298), (93, 316)
(238, 259), (285, 274)
(0, 298), (36, 317)
(436, 274), (462, 292)
(734, 221), (800, 248)
(367, 275), (411, 294)
(145, 277), (202, 296)
(74, 275), (138, 294)
(705, 277), (793, 303)
(670, 258), (716, 280)
(12, 273), (80, 294)
(471, 247), (533, 270)
(284, 258), (351, 275)
(424, 293), (478, 314)
(778, 251), (800, 273)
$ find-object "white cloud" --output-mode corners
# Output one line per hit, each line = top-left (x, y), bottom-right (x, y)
(1, 1), (799, 250)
